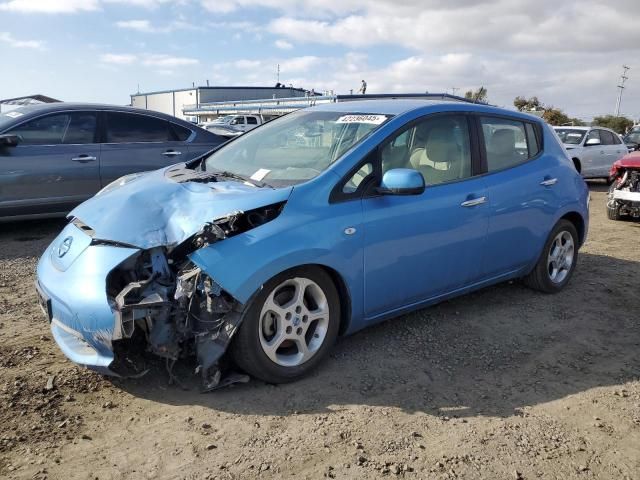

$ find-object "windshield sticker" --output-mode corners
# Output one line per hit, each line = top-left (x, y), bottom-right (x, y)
(336, 114), (387, 125)
(4, 111), (23, 119)
(250, 168), (271, 181)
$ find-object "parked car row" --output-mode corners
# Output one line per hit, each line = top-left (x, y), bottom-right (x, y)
(201, 114), (264, 137)
(553, 126), (628, 179)
(0, 104), (226, 221)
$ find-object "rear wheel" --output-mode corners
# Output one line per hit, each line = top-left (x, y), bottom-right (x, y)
(231, 266), (340, 383)
(524, 220), (578, 293)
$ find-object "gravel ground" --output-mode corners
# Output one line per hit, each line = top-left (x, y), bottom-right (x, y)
(0, 182), (639, 480)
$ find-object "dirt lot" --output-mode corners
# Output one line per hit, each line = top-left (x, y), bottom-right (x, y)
(0, 182), (638, 480)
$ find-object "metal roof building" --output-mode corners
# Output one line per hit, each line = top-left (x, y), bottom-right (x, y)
(0, 94), (61, 112)
(183, 93), (480, 123)
(131, 86), (308, 121)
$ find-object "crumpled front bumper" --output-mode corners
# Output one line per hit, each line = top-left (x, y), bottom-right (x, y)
(35, 222), (139, 375)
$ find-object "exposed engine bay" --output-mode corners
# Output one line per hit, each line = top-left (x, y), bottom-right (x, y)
(104, 202), (284, 391)
(608, 164), (640, 220)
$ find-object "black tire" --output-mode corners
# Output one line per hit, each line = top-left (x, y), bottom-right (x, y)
(607, 202), (622, 221)
(231, 266), (340, 384)
(524, 220), (579, 293)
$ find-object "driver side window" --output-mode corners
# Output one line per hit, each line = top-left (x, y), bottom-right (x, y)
(381, 115), (472, 186)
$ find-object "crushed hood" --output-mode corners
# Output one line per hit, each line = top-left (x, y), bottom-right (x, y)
(69, 165), (293, 249)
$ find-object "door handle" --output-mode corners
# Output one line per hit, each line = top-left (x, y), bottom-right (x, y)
(163, 150), (182, 157)
(540, 178), (558, 186)
(460, 196), (487, 207)
(71, 155), (97, 163)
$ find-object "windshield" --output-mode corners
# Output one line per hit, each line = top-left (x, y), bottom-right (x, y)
(213, 115), (234, 124)
(0, 107), (35, 132)
(204, 110), (390, 186)
(624, 132), (640, 144)
(554, 128), (586, 145)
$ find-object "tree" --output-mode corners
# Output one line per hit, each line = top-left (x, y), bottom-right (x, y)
(513, 95), (585, 126)
(464, 87), (488, 103)
(592, 114), (634, 134)
(541, 107), (571, 126)
(514, 96), (542, 112)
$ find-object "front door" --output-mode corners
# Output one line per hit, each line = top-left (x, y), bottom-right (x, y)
(0, 111), (100, 217)
(100, 111), (185, 186)
(362, 114), (489, 319)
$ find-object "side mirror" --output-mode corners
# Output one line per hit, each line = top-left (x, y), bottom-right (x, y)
(378, 168), (425, 195)
(585, 138), (601, 146)
(0, 134), (19, 147)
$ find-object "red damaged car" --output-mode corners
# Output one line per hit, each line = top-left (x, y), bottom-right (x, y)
(607, 152), (640, 220)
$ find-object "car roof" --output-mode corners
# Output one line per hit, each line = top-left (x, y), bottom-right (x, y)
(3, 102), (183, 120)
(311, 99), (543, 121)
(553, 126), (590, 130)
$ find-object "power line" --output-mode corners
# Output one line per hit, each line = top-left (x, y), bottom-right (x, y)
(614, 65), (630, 117)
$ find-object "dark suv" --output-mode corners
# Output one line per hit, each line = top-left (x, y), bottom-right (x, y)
(0, 103), (225, 220)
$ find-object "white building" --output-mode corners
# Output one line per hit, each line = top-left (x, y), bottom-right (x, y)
(131, 86), (308, 122)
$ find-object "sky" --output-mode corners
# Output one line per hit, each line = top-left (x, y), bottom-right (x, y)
(0, 0), (638, 121)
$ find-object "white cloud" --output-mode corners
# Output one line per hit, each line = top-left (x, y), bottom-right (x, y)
(116, 17), (199, 33)
(100, 52), (198, 69)
(274, 39), (293, 50)
(0, 0), (175, 13)
(116, 19), (155, 32)
(0, 32), (45, 49)
(143, 54), (199, 67)
(0, 0), (99, 13)
(100, 53), (137, 65)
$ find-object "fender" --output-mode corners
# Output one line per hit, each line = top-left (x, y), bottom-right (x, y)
(188, 175), (366, 333)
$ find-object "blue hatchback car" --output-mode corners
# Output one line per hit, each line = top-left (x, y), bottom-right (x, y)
(35, 100), (589, 389)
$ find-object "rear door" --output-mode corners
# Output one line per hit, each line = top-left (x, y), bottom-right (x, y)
(600, 130), (627, 175)
(581, 129), (606, 177)
(0, 111), (100, 217)
(100, 111), (187, 186)
(478, 116), (558, 277)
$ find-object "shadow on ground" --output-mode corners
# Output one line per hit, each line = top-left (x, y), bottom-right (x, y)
(115, 252), (640, 420)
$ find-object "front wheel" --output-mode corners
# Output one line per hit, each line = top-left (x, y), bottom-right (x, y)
(524, 220), (578, 293)
(231, 266), (340, 383)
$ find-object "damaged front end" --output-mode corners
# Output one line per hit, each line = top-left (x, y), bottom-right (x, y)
(105, 205), (283, 390)
(608, 156), (640, 220)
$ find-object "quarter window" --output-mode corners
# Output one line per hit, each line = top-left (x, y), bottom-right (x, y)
(382, 115), (472, 186)
(106, 112), (170, 143)
(480, 117), (536, 172)
(342, 162), (373, 194)
(170, 123), (192, 141)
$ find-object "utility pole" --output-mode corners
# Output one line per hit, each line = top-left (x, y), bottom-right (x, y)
(615, 65), (630, 117)
(276, 64), (280, 84)
(450, 87), (459, 96)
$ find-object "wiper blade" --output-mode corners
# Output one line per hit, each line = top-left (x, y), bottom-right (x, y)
(213, 170), (273, 188)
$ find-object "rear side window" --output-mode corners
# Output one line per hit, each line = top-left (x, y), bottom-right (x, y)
(480, 117), (539, 172)
(599, 130), (615, 145)
(247, 116), (258, 125)
(106, 112), (170, 143)
(170, 122), (192, 141)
